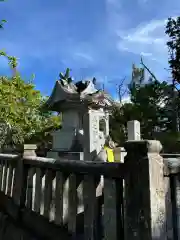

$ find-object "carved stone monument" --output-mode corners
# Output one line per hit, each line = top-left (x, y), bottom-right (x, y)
(127, 120), (141, 141)
(44, 75), (114, 160)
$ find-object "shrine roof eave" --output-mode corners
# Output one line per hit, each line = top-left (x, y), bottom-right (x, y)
(42, 99), (84, 112)
(42, 99), (114, 113)
(42, 80), (115, 112)
(42, 80), (80, 111)
(87, 104), (113, 111)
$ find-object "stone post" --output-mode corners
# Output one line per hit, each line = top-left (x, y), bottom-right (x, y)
(124, 140), (166, 240)
(127, 120), (141, 140)
(23, 144), (37, 157)
(83, 110), (99, 161)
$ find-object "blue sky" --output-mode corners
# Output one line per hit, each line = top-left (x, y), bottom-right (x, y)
(0, 0), (179, 99)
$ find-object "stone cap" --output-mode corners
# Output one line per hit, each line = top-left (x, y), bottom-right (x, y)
(124, 140), (162, 154)
(24, 144), (37, 150)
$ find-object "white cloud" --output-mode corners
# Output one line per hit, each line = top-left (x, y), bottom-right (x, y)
(121, 96), (131, 104)
(141, 52), (152, 57)
(114, 95), (131, 105)
(116, 19), (169, 63)
(73, 52), (94, 62)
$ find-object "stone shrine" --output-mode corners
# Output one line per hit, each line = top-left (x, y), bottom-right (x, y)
(44, 75), (114, 160)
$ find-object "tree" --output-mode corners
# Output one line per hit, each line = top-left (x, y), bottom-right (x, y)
(165, 17), (180, 132)
(110, 76), (180, 152)
(110, 60), (180, 145)
(0, 74), (61, 148)
(166, 17), (180, 86)
(115, 77), (127, 103)
(131, 62), (145, 84)
(129, 80), (173, 137)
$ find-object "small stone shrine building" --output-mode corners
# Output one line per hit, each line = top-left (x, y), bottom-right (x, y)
(43, 77), (114, 161)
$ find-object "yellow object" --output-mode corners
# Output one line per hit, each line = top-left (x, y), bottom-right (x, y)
(104, 146), (115, 162)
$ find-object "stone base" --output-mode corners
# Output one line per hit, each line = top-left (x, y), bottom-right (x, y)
(47, 150), (84, 161)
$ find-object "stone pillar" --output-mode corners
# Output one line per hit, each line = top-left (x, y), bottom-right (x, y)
(23, 144), (37, 157)
(105, 110), (109, 136)
(124, 140), (166, 240)
(83, 110), (99, 161)
(127, 120), (141, 140)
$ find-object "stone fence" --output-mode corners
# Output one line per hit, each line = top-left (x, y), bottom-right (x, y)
(0, 140), (178, 239)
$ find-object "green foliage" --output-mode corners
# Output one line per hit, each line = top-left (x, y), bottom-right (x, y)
(0, 51), (18, 71)
(165, 17), (180, 132)
(166, 17), (180, 85)
(0, 19), (7, 29)
(129, 80), (174, 138)
(156, 132), (180, 153)
(0, 74), (61, 147)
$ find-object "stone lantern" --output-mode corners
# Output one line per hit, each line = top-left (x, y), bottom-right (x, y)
(43, 77), (114, 161)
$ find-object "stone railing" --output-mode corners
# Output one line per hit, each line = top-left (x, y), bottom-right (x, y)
(0, 140), (169, 239)
(0, 154), (126, 239)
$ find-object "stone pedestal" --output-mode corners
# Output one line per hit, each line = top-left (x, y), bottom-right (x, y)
(124, 140), (166, 240)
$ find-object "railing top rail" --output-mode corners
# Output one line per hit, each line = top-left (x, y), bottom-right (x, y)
(23, 156), (127, 178)
(0, 153), (20, 161)
(161, 153), (180, 158)
(0, 153), (127, 178)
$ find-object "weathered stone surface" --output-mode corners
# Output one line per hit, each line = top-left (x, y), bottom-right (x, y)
(114, 147), (127, 162)
(127, 120), (141, 141)
(124, 140), (166, 240)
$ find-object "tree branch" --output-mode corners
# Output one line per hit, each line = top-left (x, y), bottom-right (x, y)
(140, 57), (158, 81)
